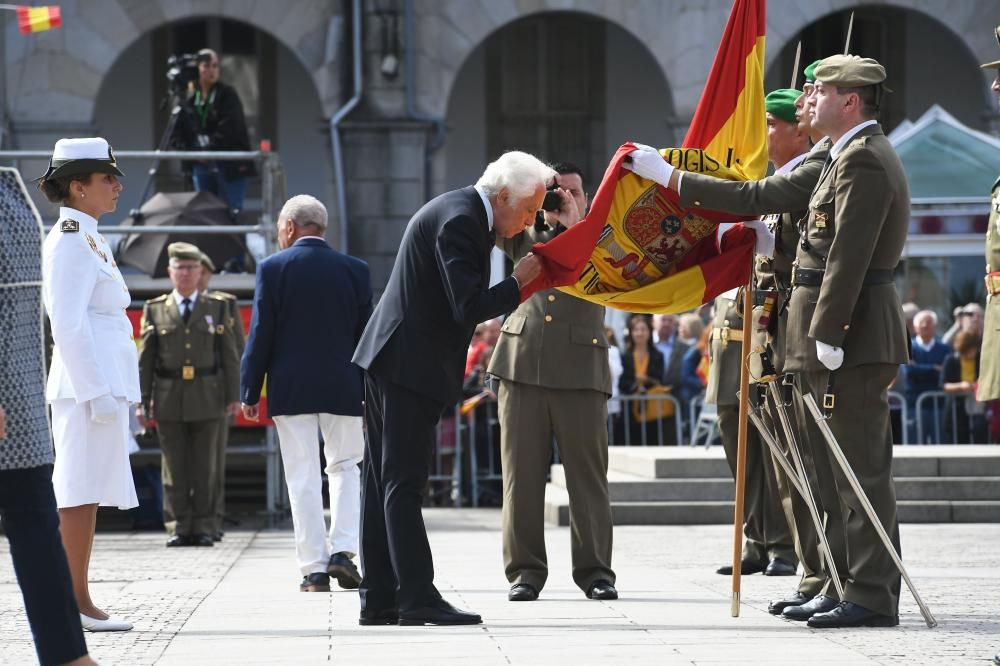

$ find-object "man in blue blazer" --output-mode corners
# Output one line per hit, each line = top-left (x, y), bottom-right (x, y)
(241, 194), (373, 593)
(353, 151), (578, 626)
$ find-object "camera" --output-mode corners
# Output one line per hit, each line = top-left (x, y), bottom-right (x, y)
(541, 182), (562, 212)
(166, 53), (200, 97)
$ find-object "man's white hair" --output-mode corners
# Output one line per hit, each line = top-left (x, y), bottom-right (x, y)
(279, 194), (327, 229)
(475, 151), (555, 200)
(914, 309), (937, 326)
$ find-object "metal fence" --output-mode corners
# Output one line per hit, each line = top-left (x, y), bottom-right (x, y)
(912, 389), (988, 444)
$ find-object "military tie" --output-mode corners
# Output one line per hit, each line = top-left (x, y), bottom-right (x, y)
(181, 298), (192, 324)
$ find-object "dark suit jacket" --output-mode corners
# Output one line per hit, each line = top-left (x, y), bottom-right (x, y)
(619, 346), (666, 396)
(352, 187), (520, 406)
(241, 237), (373, 417)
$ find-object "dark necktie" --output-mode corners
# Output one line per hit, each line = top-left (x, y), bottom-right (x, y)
(181, 298), (192, 324)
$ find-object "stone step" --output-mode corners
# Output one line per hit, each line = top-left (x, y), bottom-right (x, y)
(552, 466), (1000, 502)
(543, 486), (1000, 526)
(608, 445), (1000, 479)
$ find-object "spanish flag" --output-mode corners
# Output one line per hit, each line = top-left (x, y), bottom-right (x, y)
(524, 0), (767, 314)
(15, 5), (61, 34)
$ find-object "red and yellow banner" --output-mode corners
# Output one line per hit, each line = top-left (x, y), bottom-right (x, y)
(524, 0), (767, 314)
(15, 5), (61, 34)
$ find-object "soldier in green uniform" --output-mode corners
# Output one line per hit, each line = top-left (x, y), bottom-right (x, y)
(978, 28), (1000, 666)
(782, 55), (909, 629)
(197, 250), (245, 541)
(138, 242), (241, 547)
(708, 89), (813, 580)
(487, 163), (617, 602)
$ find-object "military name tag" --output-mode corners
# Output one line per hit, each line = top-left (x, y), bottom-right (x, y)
(60, 219), (79, 232)
(814, 211), (828, 229)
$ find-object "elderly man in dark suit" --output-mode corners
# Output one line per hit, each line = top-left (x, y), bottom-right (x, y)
(241, 194), (373, 594)
(353, 150), (579, 626)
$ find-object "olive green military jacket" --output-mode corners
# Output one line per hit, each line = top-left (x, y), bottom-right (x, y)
(978, 176), (1000, 400)
(678, 142), (830, 373)
(783, 124), (910, 372)
(206, 289), (246, 354)
(487, 225), (612, 395)
(138, 292), (241, 422)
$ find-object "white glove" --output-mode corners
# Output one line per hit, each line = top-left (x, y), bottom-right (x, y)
(623, 143), (675, 187)
(89, 394), (119, 425)
(816, 341), (844, 371)
(743, 219), (775, 258)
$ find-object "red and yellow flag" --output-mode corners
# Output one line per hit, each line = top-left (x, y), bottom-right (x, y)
(524, 0), (767, 314)
(15, 5), (61, 34)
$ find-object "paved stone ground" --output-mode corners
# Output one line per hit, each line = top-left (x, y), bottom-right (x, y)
(1, 511), (998, 665)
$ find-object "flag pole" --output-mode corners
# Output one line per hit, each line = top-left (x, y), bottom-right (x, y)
(844, 11), (855, 54)
(730, 263), (754, 617)
(790, 41), (802, 89)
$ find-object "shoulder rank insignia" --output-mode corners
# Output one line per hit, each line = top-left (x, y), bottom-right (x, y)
(59, 219), (79, 232)
(85, 233), (108, 262)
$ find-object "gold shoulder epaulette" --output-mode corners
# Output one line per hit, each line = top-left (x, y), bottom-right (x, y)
(59, 219), (79, 232)
(147, 294), (169, 304)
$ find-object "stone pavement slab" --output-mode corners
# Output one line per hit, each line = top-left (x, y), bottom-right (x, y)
(2, 511), (998, 665)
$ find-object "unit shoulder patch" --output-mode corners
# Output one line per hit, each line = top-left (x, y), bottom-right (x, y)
(59, 219), (79, 232)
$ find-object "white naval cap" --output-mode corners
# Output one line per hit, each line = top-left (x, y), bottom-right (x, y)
(38, 137), (124, 181)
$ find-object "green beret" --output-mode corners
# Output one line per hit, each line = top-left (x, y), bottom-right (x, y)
(765, 89), (800, 124)
(199, 251), (216, 273)
(813, 54), (886, 88)
(803, 59), (823, 83)
(981, 25), (1000, 70)
(167, 241), (203, 262)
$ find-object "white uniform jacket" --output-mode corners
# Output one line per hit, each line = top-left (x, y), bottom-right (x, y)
(42, 206), (140, 404)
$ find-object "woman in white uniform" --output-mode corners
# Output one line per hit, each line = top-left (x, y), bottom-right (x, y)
(39, 137), (139, 632)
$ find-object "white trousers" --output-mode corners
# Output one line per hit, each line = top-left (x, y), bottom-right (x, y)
(273, 413), (363, 575)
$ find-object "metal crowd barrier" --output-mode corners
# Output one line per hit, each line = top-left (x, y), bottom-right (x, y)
(887, 390), (909, 445)
(429, 406), (465, 507)
(610, 393), (685, 446)
(912, 389), (985, 444)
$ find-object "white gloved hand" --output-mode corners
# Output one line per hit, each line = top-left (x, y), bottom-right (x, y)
(816, 340), (844, 371)
(623, 143), (675, 187)
(743, 219), (776, 258)
(89, 394), (119, 425)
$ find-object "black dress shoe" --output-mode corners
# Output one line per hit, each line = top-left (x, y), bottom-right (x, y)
(764, 557), (797, 576)
(300, 572), (331, 592)
(327, 552), (362, 590)
(768, 591), (813, 615)
(166, 535), (191, 547)
(213, 531), (224, 542)
(359, 609), (399, 626)
(586, 580), (618, 600)
(807, 601), (898, 628)
(715, 559), (767, 575)
(398, 599), (482, 626)
(508, 583), (538, 601)
(191, 534), (215, 547)
(993, 650), (999, 665)
(782, 594), (839, 621)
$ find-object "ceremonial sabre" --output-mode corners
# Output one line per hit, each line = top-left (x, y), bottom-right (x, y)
(844, 12), (855, 55)
(790, 41), (802, 89)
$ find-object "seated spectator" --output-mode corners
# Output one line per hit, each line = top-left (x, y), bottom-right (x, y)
(943, 331), (987, 443)
(907, 309), (951, 443)
(619, 314), (671, 445)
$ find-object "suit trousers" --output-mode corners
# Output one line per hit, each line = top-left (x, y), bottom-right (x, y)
(718, 396), (797, 565)
(795, 365), (901, 617)
(158, 418), (220, 537)
(761, 388), (824, 596)
(360, 372), (443, 612)
(498, 380), (615, 592)
(0, 465), (88, 666)
(272, 413), (363, 575)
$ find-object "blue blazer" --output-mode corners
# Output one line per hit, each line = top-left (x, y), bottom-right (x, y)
(241, 238), (373, 417)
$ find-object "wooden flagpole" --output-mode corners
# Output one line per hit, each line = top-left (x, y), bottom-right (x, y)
(730, 266), (755, 617)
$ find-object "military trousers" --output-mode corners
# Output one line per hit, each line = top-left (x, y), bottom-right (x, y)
(760, 387), (825, 596)
(158, 418), (221, 537)
(717, 395), (797, 566)
(793, 364), (901, 618)
(498, 380), (615, 593)
(212, 415), (231, 535)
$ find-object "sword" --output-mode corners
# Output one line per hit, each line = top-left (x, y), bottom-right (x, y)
(844, 12), (855, 55)
(803, 392), (938, 628)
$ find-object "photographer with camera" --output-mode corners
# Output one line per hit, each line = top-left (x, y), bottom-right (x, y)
(173, 49), (254, 214)
(487, 162), (619, 603)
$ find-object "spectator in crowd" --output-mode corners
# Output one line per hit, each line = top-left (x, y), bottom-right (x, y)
(606, 326), (624, 428)
(942, 303), (985, 346)
(674, 314), (707, 408)
(462, 346), (501, 506)
(906, 310), (951, 443)
(653, 313), (688, 388)
(619, 314), (668, 445)
(176, 48), (255, 213)
(465, 318), (501, 380)
(902, 302), (919, 339)
(943, 331), (987, 443)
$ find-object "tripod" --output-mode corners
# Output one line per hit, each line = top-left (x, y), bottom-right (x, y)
(130, 89), (190, 221)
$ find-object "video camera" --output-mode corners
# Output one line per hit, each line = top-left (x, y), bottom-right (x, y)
(534, 182), (563, 230)
(165, 53), (200, 97)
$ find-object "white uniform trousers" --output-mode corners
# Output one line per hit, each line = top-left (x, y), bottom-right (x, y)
(272, 413), (363, 575)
